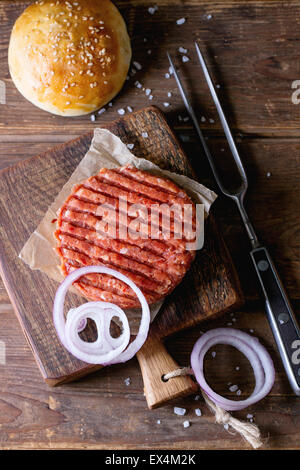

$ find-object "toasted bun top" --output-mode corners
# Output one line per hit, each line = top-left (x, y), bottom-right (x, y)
(8, 0), (131, 116)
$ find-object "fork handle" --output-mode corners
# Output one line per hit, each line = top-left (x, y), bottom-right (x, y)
(251, 246), (300, 395)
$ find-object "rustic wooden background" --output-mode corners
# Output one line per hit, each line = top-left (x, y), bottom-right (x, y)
(0, 0), (299, 449)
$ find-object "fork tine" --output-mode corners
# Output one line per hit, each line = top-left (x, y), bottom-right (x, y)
(194, 42), (248, 187)
(167, 51), (229, 195)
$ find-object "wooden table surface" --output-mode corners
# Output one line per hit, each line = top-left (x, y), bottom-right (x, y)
(0, 0), (299, 450)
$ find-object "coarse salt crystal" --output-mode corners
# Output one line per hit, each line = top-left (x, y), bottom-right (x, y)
(204, 13), (212, 20)
(179, 47), (188, 54)
(142, 132), (148, 138)
(167, 92), (172, 98)
(118, 108), (125, 115)
(236, 389), (242, 396)
(133, 61), (142, 70)
(247, 414), (253, 419)
(90, 114), (96, 122)
(148, 7), (156, 15)
(163, 102), (170, 107)
(201, 116), (206, 122)
(127, 143), (134, 150)
(176, 18), (186, 25)
(134, 81), (142, 89)
(183, 420), (190, 428)
(209, 118), (215, 123)
(194, 395), (200, 401)
(266, 172), (272, 178)
(165, 73), (170, 79)
(174, 406), (186, 416)
(229, 384), (238, 392)
(147, 49), (152, 55)
(124, 377), (131, 386)
(195, 408), (202, 417)
(224, 423), (229, 430)
(108, 102), (113, 107)
(169, 66), (174, 75)
(145, 88), (151, 96)
(157, 419), (161, 424)
(127, 106), (133, 112)
(236, 366), (240, 371)
(183, 116), (189, 122)
(98, 108), (106, 115)
(182, 55), (189, 63)
(211, 351), (216, 358)
(120, 247), (128, 254)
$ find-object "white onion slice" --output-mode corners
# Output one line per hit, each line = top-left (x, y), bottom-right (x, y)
(53, 266), (150, 365)
(191, 328), (275, 411)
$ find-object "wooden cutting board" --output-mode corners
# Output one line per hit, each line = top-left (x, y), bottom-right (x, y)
(0, 106), (243, 405)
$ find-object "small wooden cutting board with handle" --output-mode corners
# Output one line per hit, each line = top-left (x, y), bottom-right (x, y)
(0, 106), (243, 407)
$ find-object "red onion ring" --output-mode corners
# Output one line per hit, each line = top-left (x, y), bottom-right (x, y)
(53, 266), (150, 365)
(191, 328), (275, 411)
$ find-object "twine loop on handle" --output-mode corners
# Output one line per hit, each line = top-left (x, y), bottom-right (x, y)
(164, 367), (262, 449)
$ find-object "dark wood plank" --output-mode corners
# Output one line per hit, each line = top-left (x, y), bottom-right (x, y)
(0, 106), (242, 387)
(0, 304), (299, 449)
(1, 1), (300, 136)
(2, 134), (298, 299)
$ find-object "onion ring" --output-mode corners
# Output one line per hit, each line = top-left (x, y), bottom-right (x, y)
(191, 328), (275, 411)
(53, 266), (150, 365)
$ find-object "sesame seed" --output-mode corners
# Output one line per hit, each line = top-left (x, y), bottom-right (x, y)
(127, 106), (133, 112)
(98, 108), (106, 115)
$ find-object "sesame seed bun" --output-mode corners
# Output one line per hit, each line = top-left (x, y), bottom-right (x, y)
(8, 0), (131, 116)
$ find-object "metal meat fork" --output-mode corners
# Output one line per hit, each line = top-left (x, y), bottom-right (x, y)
(167, 43), (300, 395)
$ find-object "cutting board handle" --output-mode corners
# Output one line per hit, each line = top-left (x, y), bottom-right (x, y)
(137, 337), (198, 409)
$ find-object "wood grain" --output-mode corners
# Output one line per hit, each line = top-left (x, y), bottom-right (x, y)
(1, 1), (300, 137)
(0, 106), (242, 391)
(0, 304), (299, 449)
(0, 0), (299, 450)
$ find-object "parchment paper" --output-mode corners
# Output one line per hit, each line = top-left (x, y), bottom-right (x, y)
(19, 128), (217, 327)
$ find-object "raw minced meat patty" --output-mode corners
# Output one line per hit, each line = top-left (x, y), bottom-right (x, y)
(55, 165), (197, 308)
